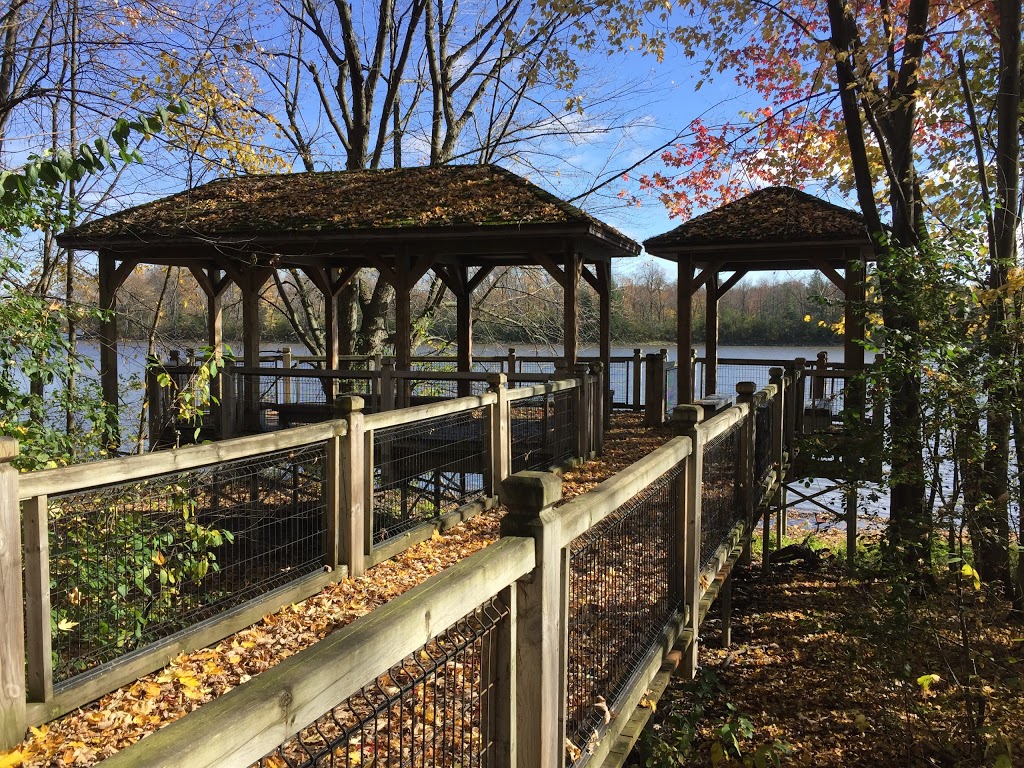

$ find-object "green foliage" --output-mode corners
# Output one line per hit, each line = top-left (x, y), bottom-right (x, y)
(51, 484), (234, 666)
(0, 257), (115, 469)
(630, 671), (791, 767)
(154, 344), (233, 444)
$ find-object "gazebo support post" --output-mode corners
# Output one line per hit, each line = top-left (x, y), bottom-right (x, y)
(98, 251), (122, 451)
(677, 255), (694, 404)
(563, 248), (581, 366)
(843, 250), (868, 413)
(456, 266), (473, 397)
(596, 260), (612, 426)
(704, 267), (719, 396)
(240, 269), (272, 432)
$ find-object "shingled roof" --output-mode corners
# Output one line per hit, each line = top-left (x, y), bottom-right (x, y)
(60, 164), (637, 257)
(644, 186), (869, 253)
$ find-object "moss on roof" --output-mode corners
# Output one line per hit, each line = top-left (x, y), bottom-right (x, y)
(644, 187), (868, 251)
(65, 164), (614, 242)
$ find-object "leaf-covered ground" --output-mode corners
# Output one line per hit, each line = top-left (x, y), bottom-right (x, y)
(0, 413), (673, 767)
(637, 537), (1024, 767)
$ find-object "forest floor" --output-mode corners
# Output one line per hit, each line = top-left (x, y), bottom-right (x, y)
(3, 412), (1022, 767)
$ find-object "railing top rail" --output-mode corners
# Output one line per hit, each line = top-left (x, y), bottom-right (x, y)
(97, 536), (536, 768)
(506, 377), (583, 402)
(803, 368), (872, 379)
(231, 366), (377, 379)
(698, 400), (749, 445)
(552, 435), (693, 549)
(392, 370), (494, 381)
(18, 420), (346, 501)
(363, 391), (499, 431)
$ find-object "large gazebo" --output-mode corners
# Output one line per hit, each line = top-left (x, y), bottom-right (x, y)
(644, 186), (875, 404)
(58, 164), (640, 426)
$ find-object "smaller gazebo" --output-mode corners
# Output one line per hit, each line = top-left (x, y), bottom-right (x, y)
(644, 186), (874, 404)
(58, 165), (640, 431)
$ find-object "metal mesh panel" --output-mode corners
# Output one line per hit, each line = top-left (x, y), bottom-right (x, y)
(566, 464), (682, 762)
(700, 424), (742, 568)
(372, 410), (487, 544)
(695, 361), (776, 398)
(257, 597), (508, 768)
(47, 445), (326, 683)
(664, 364), (679, 412)
(509, 390), (575, 473)
(236, 370), (373, 429)
(754, 401), (773, 507)
(516, 359), (557, 375)
(605, 359), (631, 408)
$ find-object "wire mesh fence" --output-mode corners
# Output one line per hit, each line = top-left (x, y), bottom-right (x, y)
(695, 360), (778, 398)
(371, 410), (488, 545)
(565, 463), (682, 764)
(664, 363), (679, 413)
(256, 597), (508, 768)
(605, 359), (633, 408)
(234, 370), (375, 430)
(509, 390), (575, 473)
(46, 444), (327, 683)
(700, 423), (742, 568)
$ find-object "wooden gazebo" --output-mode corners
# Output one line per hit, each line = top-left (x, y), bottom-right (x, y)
(644, 186), (874, 404)
(58, 164), (639, 426)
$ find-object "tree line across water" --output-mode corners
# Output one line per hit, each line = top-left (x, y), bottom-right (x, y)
(103, 262), (844, 348)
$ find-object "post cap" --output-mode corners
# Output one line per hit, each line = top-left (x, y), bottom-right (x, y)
(0, 437), (19, 463)
(334, 395), (365, 415)
(588, 360), (604, 374)
(671, 403), (704, 432)
(501, 471), (563, 516)
(769, 367), (784, 382)
(736, 381), (757, 396)
(486, 372), (508, 389)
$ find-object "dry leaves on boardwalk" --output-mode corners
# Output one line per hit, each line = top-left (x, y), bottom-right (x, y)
(0, 413), (672, 767)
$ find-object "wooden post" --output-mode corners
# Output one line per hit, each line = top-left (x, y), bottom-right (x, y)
(562, 250), (581, 366)
(704, 269), (719, 396)
(677, 254), (694, 405)
(499, 471), (567, 768)
(0, 438), (26, 749)
(632, 348), (642, 411)
(672, 405), (704, 678)
(588, 361), (605, 456)
(792, 358), (807, 438)
(846, 483), (858, 568)
(380, 359), (395, 412)
(98, 252), (120, 450)
(736, 382), (756, 570)
(487, 374), (510, 495)
(281, 347), (293, 404)
(395, 281), (413, 376)
(336, 396), (366, 578)
(23, 493), (52, 703)
(765, 368), (785, 567)
(644, 352), (666, 426)
(493, 584), (518, 767)
(596, 260), (613, 426)
(240, 271), (267, 432)
(507, 348), (517, 377)
(456, 267), (473, 398)
(573, 363), (590, 461)
(207, 269), (226, 439)
(812, 351), (827, 402)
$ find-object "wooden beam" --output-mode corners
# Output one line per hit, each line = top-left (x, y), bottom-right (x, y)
(456, 266), (473, 395)
(111, 258), (137, 291)
(811, 259), (846, 291)
(331, 266), (360, 295)
(536, 253), (566, 288)
(596, 260), (612, 425)
(466, 265), (494, 293)
(430, 263), (461, 294)
(717, 270), (748, 296)
(580, 263), (600, 292)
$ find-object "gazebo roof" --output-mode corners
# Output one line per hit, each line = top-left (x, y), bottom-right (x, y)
(59, 164), (639, 263)
(644, 186), (872, 270)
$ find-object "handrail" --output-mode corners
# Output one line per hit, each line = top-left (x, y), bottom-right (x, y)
(18, 420), (346, 500)
(98, 537), (536, 768)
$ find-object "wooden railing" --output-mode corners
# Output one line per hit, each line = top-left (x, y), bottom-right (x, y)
(62, 374), (800, 768)
(0, 374), (600, 747)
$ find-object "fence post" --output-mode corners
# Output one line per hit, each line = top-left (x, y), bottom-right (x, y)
(335, 396), (366, 578)
(672, 404), (704, 678)
(499, 472), (567, 768)
(764, 368), (785, 568)
(791, 357), (806, 436)
(588, 361), (604, 456)
(507, 347), (517, 376)
(487, 373), (510, 496)
(281, 346), (293, 404)
(22, 491), (51, 704)
(632, 348), (642, 410)
(220, 367), (236, 439)
(573, 363), (591, 461)
(381, 359), (395, 412)
(146, 357), (162, 450)
(0, 438), (26, 750)
(644, 352), (666, 426)
(736, 382), (756, 571)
